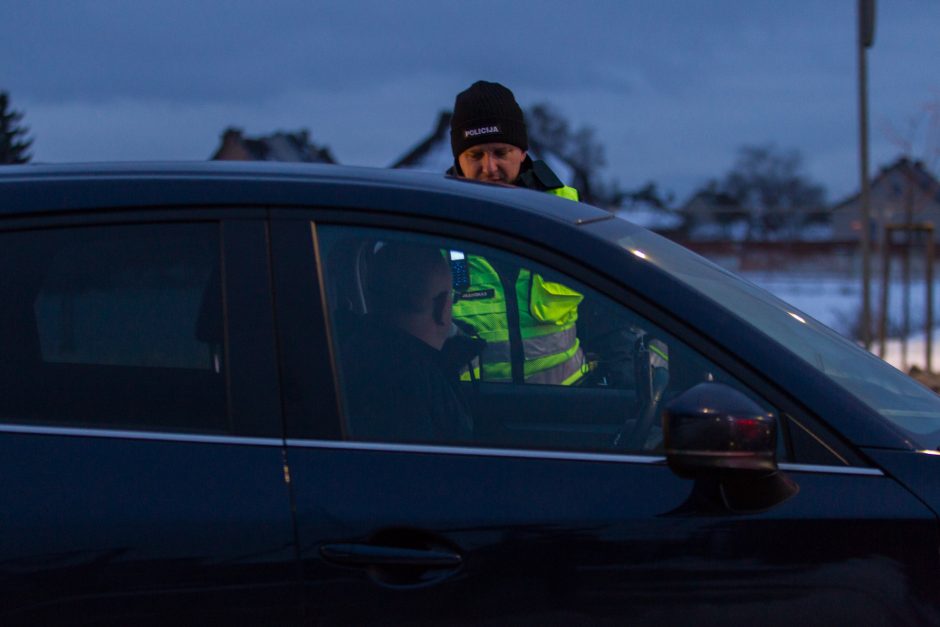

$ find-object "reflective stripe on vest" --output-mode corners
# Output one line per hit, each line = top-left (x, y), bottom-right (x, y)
(453, 256), (585, 385)
(478, 326), (577, 362)
(526, 347), (588, 385)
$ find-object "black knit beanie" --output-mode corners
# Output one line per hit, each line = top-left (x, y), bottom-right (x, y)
(450, 81), (528, 158)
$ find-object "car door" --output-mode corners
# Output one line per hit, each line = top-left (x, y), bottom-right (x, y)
(0, 215), (302, 625)
(272, 213), (940, 626)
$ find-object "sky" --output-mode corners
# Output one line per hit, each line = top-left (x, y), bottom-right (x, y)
(4, 0), (940, 204)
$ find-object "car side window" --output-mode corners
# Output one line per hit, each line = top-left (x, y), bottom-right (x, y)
(318, 225), (776, 454)
(0, 223), (228, 433)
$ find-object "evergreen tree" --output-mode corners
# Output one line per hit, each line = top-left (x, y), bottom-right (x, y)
(0, 92), (33, 164)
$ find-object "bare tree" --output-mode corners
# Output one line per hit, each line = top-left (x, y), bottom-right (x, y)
(881, 94), (940, 172)
(710, 144), (826, 240)
(526, 103), (610, 204)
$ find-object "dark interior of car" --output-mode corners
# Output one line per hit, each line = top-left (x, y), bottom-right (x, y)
(321, 233), (696, 454)
(0, 226), (228, 434)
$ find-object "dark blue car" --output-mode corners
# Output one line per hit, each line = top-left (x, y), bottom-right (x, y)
(1, 162), (939, 625)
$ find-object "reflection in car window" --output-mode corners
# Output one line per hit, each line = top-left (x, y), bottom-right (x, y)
(35, 232), (218, 369)
(0, 224), (228, 433)
(318, 225), (777, 456)
(599, 218), (940, 448)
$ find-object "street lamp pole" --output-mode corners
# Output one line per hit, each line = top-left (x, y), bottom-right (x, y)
(858, 0), (875, 349)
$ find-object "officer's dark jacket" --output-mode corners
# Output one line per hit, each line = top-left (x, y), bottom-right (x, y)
(447, 157), (579, 200)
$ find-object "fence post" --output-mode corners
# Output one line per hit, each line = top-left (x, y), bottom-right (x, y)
(879, 223), (935, 372)
(878, 226), (892, 359)
(926, 225), (934, 373)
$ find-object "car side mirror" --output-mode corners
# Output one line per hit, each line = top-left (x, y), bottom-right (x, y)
(663, 382), (798, 513)
(663, 382), (776, 477)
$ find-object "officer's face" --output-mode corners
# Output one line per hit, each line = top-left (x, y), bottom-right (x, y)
(457, 143), (526, 184)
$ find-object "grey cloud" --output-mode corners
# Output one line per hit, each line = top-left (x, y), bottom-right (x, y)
(5, 0), (940, 202)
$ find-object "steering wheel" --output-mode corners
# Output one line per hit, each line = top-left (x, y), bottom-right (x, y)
(613, 333), (669, 451)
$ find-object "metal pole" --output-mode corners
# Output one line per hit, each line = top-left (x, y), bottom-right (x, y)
(858, 0), (875, 348)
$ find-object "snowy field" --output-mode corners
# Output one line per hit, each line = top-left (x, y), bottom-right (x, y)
(742, 271), (938, 373)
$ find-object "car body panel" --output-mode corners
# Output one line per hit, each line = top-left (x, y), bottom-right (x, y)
(861, 448), (940, 515)
(0, 432), (300, 625)
(1, 162), (939, 625)
(286, 443), (940, 625)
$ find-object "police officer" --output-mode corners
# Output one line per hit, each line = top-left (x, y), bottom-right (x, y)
(447, 80), (578, 200)
(447, 81), (586, 386)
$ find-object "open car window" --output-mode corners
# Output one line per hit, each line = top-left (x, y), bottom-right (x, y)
(317, 224), (798, 458)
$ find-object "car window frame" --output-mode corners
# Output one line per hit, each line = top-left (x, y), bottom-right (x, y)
(0, 209), (283, 440)
(270, 207), (868, 467)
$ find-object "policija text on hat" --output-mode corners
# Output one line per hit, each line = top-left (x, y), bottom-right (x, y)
(446, 81), (579, 201)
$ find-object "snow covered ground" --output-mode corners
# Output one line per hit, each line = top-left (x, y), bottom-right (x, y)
(742, 271), (938, 372)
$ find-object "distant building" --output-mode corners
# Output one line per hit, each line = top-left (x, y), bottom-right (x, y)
(390, 111), (577, 188)
(612, 183), (685, 236)
(831, 157), (940, 242)
(677, 188), (833, 242)
(613, 202), (685, 236)
(679, 190), (750, 241)
(211, 127), (337, 164)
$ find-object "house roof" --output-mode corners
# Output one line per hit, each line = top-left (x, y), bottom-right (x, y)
(211, 127), (337, 164)
(832, 156), (940, 211)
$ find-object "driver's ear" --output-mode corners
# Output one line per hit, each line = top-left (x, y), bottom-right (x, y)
(431, 291), (448, 326)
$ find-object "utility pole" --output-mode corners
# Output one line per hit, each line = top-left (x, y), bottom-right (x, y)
(858, 0), (876, 348)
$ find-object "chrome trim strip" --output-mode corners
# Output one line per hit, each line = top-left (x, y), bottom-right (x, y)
(286, 439), (666, 464)
(0, 423), (281, 446)
(285, 440), (887, 474)
(779, 463), (883, 476)
(4, 426), (884, 470)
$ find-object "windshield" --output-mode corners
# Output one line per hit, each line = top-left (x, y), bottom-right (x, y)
(588, 218), (940, 449)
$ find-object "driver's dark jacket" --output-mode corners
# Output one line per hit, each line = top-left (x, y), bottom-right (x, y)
(339, 314), (473, 443)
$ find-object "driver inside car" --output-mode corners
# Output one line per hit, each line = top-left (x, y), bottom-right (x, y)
(339, 243), (474, 444)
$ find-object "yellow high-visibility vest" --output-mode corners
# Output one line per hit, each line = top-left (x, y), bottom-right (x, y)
(547, 185), (579, 201)
(453, 256), (586, 385)
(452, 173), (583, 384)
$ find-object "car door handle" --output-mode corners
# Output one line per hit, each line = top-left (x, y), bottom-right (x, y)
(319, 543), (463, 569)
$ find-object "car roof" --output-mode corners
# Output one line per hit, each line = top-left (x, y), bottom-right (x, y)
(0, 161), (614, 226)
